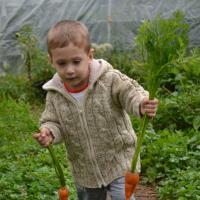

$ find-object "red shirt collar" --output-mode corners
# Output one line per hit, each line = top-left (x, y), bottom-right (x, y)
(64, 82), (89, 93)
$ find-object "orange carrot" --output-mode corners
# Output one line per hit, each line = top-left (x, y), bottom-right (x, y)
(58, 186), (69, 200)
(125, 171), (139, 200)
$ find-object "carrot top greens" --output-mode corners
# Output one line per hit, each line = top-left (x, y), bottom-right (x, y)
(131, 11), (189, 173)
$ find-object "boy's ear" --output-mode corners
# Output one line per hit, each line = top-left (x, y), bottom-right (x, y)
(48, 54), (54, 68)
(88, 48), (94, 61)
(48, 54), (52, 63)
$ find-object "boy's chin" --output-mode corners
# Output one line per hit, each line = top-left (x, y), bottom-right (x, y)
(66, 81), (82, 89)
(62, 77), (88, 89)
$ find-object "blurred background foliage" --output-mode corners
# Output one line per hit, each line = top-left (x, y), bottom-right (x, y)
(0, 11), (200, 199)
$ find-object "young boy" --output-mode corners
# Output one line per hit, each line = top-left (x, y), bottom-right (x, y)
(33, 20), (158, 200)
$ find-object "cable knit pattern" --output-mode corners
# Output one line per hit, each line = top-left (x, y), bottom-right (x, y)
(40, 59), (148, 188)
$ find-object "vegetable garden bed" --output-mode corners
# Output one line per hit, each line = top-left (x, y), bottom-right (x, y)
(135, 184), (157, 200)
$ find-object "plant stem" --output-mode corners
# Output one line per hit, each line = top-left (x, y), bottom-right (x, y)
(131, 114), (149, 172)
(131, 76), (157, 173)
(47, 145), (66, 187)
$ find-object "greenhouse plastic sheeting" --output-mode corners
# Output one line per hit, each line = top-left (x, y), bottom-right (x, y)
(0, 0), (200, 72)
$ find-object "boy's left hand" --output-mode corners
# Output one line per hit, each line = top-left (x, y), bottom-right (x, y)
(140, 97), (159, 118)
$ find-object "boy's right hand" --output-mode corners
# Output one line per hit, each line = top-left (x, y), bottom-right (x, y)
(33, 127), (53, 147)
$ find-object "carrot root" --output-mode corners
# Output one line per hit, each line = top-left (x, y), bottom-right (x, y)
(58, 186), (69, 200)
(125, 171), (139, 200)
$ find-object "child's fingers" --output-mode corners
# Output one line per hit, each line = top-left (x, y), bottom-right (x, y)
(145, 107), (157, 117)
(40, 136), (52, 147)
(144, 105), (158, 115)
(43, 138), (52, 147)
(144, 99), (158, 109)
(144, 104), (157, 109)
(33, 133), (40, 139)
(141, 97), (159, 117)
(40, 128), (51, 136)
(144, 108), (157, 113)
(145, 100), (158, 105)
(32, 128), (52, 147)
(37, 136), (48, 146)
(33, 132), (53, 147)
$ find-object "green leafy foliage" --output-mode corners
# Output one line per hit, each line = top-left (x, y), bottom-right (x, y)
(130, 11), (191, 172)
(0, 75), (45, 103)
(141, 129), (200, 199)
(1, 10), (200, 199)
(154, 83), (200, 130)
(15, 24), (55, 88)
(158, 169), (200, 199)
(136, 11), (189, 66)
(142, 130), (189, 182)
(135, 10), (189, 95)
(0, 98), (77, 199)
(130, 10), (200, 199)
(93, 44), (144, 82)
(175, 48), (200, 84)
(157, 48), (200, 95)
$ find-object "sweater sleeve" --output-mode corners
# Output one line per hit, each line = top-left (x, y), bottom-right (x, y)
(39, 92), (63, 144)
(110, 70), (149, 116)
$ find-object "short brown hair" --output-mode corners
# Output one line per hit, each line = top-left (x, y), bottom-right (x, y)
(47, 20), (91, 55)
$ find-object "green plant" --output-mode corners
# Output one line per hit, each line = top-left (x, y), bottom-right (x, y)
(157, 48), (200, 96)
(108, 49), (144, 82)
(140, 128), (200, 199)
(0, 75), (46, 103)
(154, 83), (200, 130)
(141, 130), (189, 182)
(158, 169), (200, 199)
(0, 98), (76, 199)
(47, 145), (69, 199)
(131, 10), (189, 172)
(135, 10), (189, 90)
(15, 25), (37, 81)
(15, 24), (54, 87)
(175, 48), (200, 84)
(92, 43), (144, 82)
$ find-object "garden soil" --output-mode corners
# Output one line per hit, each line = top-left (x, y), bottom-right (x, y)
(135, 184), (157, 200)
(106, 183), (157, 200)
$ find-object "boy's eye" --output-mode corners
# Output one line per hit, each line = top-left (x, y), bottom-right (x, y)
(73, 60), (81, 65)
(57, 61), (66, 67)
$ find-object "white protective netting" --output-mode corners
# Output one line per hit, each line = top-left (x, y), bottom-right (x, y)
(0, 0), (200, 72)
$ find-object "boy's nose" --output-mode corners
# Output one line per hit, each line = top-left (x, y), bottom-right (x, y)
(65, 64), (75, 75)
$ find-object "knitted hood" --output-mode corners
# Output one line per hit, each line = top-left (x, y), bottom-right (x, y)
(42, 59), (113, 94)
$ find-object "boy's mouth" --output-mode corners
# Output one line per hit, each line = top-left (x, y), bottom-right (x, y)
(66, 77), (77, 81)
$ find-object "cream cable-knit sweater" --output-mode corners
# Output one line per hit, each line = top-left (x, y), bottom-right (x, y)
(40, 59), (148, 188)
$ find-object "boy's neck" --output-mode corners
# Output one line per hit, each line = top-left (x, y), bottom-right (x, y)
(64, 80), (89, 93)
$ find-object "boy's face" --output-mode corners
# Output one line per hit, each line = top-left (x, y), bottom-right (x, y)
(50, 43), (93, 90)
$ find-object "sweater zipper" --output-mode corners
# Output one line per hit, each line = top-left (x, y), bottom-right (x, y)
(65, 90), (106, 186)
(48, 87), (106, 186)
(79, 91), (106, 187)
(80, 107), (106, 187)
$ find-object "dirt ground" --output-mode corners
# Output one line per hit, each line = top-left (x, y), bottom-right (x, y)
(135, 184), (157, 200)
(106, 183), (157, 200)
